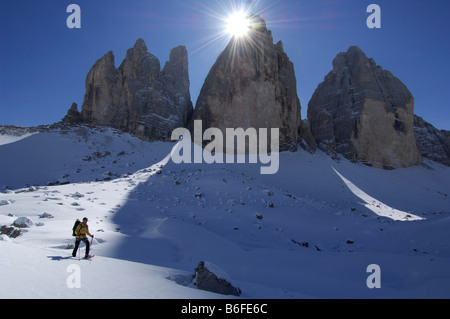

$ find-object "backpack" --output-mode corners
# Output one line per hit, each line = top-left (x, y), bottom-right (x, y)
(72, 219), (81, 236)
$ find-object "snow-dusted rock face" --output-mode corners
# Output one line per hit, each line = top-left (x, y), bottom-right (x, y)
(414, 115), (450, 166)
(191, 15), (306, 152)
(76, 39), (193, 142)
(308, 46), (422, 169)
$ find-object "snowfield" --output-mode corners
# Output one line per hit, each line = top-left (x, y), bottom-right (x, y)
(1, 125), (449, 299)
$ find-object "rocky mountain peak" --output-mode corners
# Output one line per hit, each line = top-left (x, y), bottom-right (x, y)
(190, 15), (303, 152)
(161, 45), (191, 99)
(248, 14), (268, 33)
(133, 37), (147, 50)
(62, 102), (82, 125)
(119, 38), (161, 85)
(332, 46), (366, 71)
(73, 38), (192, 141)
(308, 46), (421, 168)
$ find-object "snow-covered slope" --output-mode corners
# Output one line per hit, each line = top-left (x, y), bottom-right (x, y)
(1, 125), (449, 299)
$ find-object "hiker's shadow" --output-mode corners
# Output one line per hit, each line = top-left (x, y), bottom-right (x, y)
(47, 256), (73, 261)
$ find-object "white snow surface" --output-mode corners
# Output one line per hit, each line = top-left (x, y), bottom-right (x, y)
(0, 125), (449, 299)
(0, 132), (37, 146)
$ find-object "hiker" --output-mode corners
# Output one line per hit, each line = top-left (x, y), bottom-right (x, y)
(72, 217), (94, 259)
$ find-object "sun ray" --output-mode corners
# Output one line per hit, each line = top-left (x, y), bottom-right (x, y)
(172, 0), (284, 61)
(226, 11), (250, 38)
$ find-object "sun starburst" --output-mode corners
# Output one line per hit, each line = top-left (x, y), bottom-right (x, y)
(177, 0), (279, 59)
(225, 11), (250, 38)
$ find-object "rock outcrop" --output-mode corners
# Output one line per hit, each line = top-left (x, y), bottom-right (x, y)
(191, 15), (302, 152)
(62, 103), (82, 125)
(308, 46), (422, 168)
(191, 261), (241, 296)
(0, 225), (22, 239)
(298, 119), (316, 153)
(13, 217), (33, 228)
(414, 115), (450, 166)
(77, 38), (193, 141)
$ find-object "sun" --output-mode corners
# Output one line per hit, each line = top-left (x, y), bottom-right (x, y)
(225, 11), (250, 38)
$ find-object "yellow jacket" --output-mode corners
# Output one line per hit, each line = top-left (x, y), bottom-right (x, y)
(75, 222), (93, 239)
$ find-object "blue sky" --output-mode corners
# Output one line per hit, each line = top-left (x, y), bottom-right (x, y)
(1, 0), (449, 129)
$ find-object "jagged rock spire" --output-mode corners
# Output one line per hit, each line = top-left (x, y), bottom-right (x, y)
(75, 38), (192, 141)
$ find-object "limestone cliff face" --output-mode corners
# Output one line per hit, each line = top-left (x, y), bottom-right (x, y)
(191, 15), (302, 152)
(80, 50), (122, 128)
(308, 46), (422, 168)
(79, 39), (193, 141)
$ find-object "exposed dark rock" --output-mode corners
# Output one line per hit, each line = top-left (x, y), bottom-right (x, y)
(62, 103), (82, 125)
(414, 115), (450, 166)
(13, 217), (33, 228)
(0, 225), (22, 238)
(191, 261), (241, 296)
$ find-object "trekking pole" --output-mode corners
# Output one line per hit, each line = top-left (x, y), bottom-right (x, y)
(90, 236), (94, 257)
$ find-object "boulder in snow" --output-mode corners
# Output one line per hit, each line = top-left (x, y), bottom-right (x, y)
(39, 212), (54, 219)
(0, 225), (22, 238)
(13, 217), (33, 228)
(0, 199), (12, 206)
(191, 261), (241, 296)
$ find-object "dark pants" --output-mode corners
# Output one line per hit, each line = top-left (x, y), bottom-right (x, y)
(73, 237), (90, 257)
